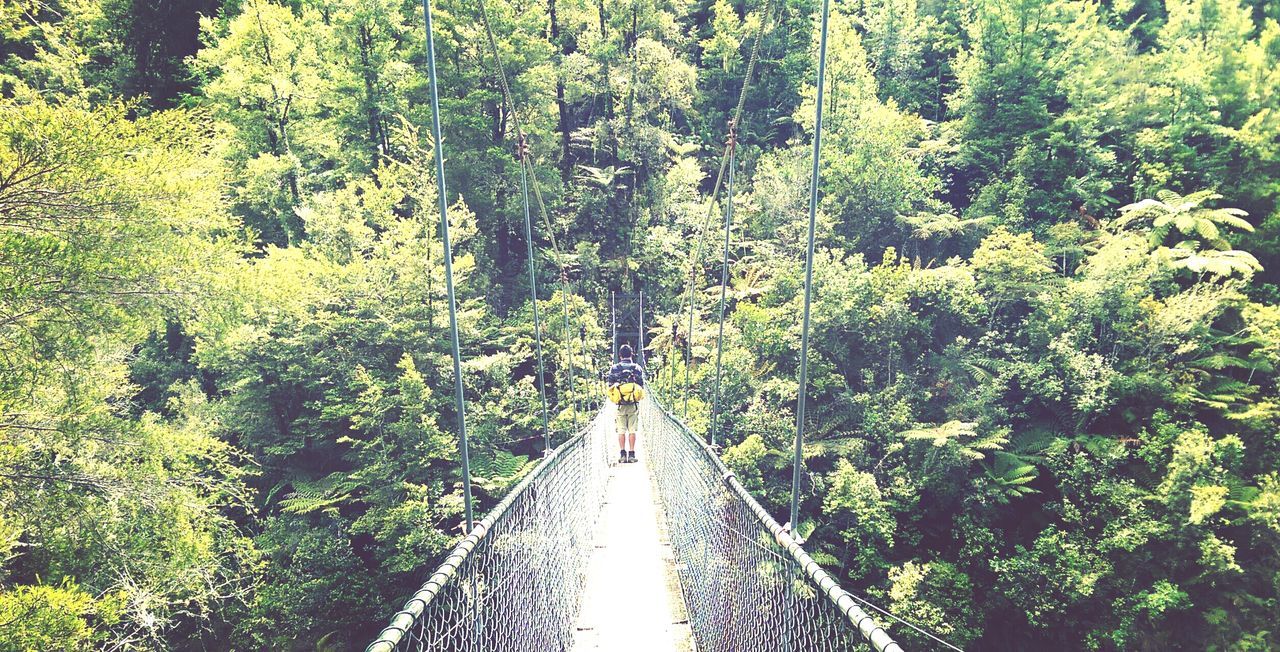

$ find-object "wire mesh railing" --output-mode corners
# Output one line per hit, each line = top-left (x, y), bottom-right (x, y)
(367, 397), (900, 652)
(365, 407), (613, 652)
(642, 399), (903, 652)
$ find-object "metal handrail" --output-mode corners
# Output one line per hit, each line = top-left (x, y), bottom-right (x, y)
(364, 415), (602, 652)
(649, 398), (904, 652)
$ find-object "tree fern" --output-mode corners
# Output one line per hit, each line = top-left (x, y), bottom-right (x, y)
(574, 164), (632, 190)
(1162, 242), (1261, 278)
(983, 451), (1041, 504)
(900, 421), (1009, 460)
(472, 451), (533, 494)
(1117, 190), (1259, 278)
(898, 211), (994, 242)
(279, 473), (358, 516)
(1118, 190), (1253, 248)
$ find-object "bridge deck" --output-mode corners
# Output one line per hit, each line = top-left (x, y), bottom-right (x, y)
(574, 437), (689, 651)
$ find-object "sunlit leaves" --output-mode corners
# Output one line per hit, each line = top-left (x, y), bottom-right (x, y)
(0, 96), (252, 649)
(992, 527), (1113, 629)
(0, 583), (105, 651)
(700, 0), (750, 73)
(971, 227), (1054, 309)
(1162, 241), (1262, 277)
(884, 560), (982, 648)
(823, 459), (894, 575)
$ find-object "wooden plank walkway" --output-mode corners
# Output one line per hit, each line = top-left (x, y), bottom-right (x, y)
(574, 437), (689, 652)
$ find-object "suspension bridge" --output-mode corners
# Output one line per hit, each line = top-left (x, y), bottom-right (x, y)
(365, 394), (902, 652)
(361, 0), (916, 646)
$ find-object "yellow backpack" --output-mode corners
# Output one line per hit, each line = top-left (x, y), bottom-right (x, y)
(608, 382), (646, 405)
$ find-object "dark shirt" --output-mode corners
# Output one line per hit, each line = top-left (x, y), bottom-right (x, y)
(606, 360), (646, 386)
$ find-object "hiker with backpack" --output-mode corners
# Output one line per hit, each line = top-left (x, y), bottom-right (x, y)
(605, 344), (646, 463)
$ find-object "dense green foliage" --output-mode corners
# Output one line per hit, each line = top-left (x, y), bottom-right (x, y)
(2, 0), (1279, 649)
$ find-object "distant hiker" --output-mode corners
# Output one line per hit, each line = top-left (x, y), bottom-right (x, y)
(606, 344), (646, 463)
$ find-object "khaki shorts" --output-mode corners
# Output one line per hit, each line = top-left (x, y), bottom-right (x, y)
(616, 403), (640, 433)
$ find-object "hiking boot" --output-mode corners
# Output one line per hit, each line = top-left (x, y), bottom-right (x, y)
(627, 451), (637, 463)
(619, 449), (628, 464)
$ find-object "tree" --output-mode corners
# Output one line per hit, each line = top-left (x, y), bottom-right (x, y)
(0, 97), (252, 649)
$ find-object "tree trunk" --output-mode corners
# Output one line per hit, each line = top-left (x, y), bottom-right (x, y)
(550, 0), (572, 182)
(359, 23), (384, 169)
(598, 0), (616, 159)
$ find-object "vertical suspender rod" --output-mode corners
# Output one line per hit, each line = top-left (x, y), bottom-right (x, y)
(710, 142), (737, 448)
(420, 0), (474, 532)
(791, 0), (831, 532)
(519, 146), (552, 455)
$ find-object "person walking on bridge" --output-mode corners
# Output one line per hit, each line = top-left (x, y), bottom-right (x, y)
(606, 344), (646, 464)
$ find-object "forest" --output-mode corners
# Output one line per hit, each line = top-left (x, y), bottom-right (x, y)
(2, 0), (1279, 648)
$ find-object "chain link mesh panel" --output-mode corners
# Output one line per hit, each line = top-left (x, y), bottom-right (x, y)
(366, 407), (614, 652)
(642, 399), (903, 652)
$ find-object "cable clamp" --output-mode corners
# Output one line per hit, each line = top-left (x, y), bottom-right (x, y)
(779, 521), (805, 545)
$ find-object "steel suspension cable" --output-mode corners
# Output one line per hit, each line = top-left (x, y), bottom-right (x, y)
(419, 0), (474, 532)
(522, 171), (586, 431)
(566, 292), (579, 430)
(475, 0), (567, 260)
(790, 0), (831, 532)
(682, 0), (773, 419)
(682, 144), (731, 419)
(476, 0), (586, 443)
